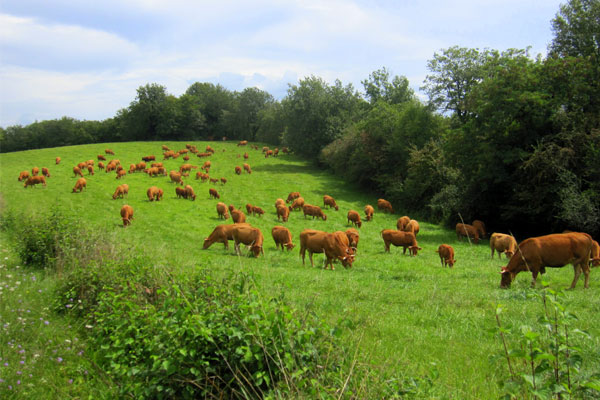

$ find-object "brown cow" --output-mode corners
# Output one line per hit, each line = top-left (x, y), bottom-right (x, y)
(347, 210), (362, 228)
(245, 203), (253, 215)
(129, 164), (136, 174)
(120, 205), (134, 227)
(150, 162), (162, 168)
(205, 145), (215, 154)
(220, 177), (227, 185)
(265, 150), (274, 158)
(276, 205), (290, 222)
(97, 154), (106, 161)
(590, 240), (600, 267)
(299, 229), (355, 270)
(169, 171), (184, 186)
(112, 184), (129, 199)
(377, 199), (394, 213)
(490, 233), (517, 259)
(456, 223), (480, 244)
(238, 140), (248, 146)
(209, 188), (220, 199)
(252, 206), (265, 217)
(142, 155), (156, 162)
(274, 198), (285, 210)
(184, 185), (196, 201)
(381, 229), (421, 256)
(286, 192), (300, 203)
(272, 226), (294, 251)
(41, 167), (50, 178)
(136, 162), (146, 171)
(116, 169), (126, 179)
(397, 216), (410, 231)
(289, 197), (305, 211)
(23, 175), (46, 188)
(472, 220), (487, 238)
(30, 167), (39, 176)
(209, 178), (219, 184)
(72, 178), (87, 193)
(436, 244), (456, 268)
(364, 205), (374, 221)
(500, 232), (593, 289)
(179, 164), (197, 173)
(203, 223), (251, 250)
(243, 163), (252, 174)
(163, 150), (176, 159)
(345, 228), (360, 248)
(105, 149), (115, 155)
(73, 166), (83, 177)
(18, 171), (30, 181)
(303, 204), (327, 221)
(147, 186), (163, 202)
(243, 152), (249, 159)
(55, 157), (61, 164)
(403, 219), (420, 236)
(175, 186), (186, 199)
(216, 202), (230, 219)
(98, 162), (105, 170)
(235, 166), (242, 175)
(323, 195), (339, 211)
(232, 225), (264, 257)
(232, 209), (246, 223)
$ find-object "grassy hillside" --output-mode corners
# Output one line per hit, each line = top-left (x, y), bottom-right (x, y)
(1, 141), (599, 398)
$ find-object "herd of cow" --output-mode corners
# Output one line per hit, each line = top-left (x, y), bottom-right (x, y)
(15, 141), (600, 288)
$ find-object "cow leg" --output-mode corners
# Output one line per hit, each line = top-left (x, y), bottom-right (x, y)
(300, 247), (306, 265)
(530, 270), (539, 288)
(570, 265), (583, 289)
(309, 252), (314, 268)
(583, 265), (590, 288)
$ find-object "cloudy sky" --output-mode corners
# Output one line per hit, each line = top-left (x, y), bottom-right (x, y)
(1, 0), (564, 127)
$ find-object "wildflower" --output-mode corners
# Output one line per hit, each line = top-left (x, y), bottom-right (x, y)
(68, 379), (73, 384)
(57, 357), (63, 363)
(44, 321), (49, 325)
(16, 371), (22, 375)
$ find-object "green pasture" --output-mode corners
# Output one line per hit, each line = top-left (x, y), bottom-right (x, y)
(1, 142), (599, 398)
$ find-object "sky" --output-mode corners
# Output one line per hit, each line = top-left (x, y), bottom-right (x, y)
(0, 0), (565, 128)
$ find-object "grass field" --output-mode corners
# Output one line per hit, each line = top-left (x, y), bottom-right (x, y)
(1, 141), (599, 398)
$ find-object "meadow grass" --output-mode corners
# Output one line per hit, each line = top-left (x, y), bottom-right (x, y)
(1, 141), (599, 398)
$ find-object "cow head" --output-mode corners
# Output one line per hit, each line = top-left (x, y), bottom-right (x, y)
(357, 221), (362, 228)
(447, 258), (456, 268)
(322, 214), (327, 221)
(591, 258), (600, 267)
(338, 254), (355, 268)
(284, 242), (295, 251)
(335, 205), (339, 211)
(251, 245), (263, 257)
(504, 250), (514, 259)
(409, 246), (422, 256)
(202, 238), (211, 249)
(499, 266), (514, 288)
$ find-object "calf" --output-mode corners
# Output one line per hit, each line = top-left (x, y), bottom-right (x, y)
(24, 176), (46, 188)
(323, 195), (339, 211)
(209, 188), (220, 199)
(456, 223), (480, 244)
(436, 244), (456, 267)
(381, 229), (421, 256)
(377, 198), (394, 213)
(232, 225), (264, 257)
(364, 205), (374, 221)
(300, 229), (354, 270)
(272, 226), (294, 251)
(147, 186), (163, 202)
(490, 233), (517, 259)
(347, 210), (362, 228)
(120, 205), (134, 227)
(303, 204), (327, 221)
(72, 178), (87, 193)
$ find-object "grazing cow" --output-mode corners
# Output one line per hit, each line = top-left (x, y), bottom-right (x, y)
(472, 220), (487, 238)
(265, 150), (274, 158)
(299, 229), (355, 270)
(145, 167), (159, 177)
(105, 162), (117, 173)
(303, 204), (327, 221)
(456, 223), (480, 244)
(86, 160), (94, 166)
(238, 140), (248, 146)
(377, 199), (394, 213)
(262, 146), (269, 153)
(232, 225), (264, 257)
(364, 205), (374, 221)
(381, 229), (421, 256)
(129, 164), (136, 174)
(323, 195), (339, 211)
(500, 232), (593, 289)
(203, 224), (244, 250)
(179, 164), (197, 173)
(286, 192), (300, 203)
(235, 166), (242, 175)
(169, 171), (184, 185)
(345, 228), (360, 248)
(220, 177), (227, 185)
(120, 205), (134, 227)
(205, 145), (215, 154)
(590, 240), (600, 267)
(151, 162), (162, 168)
(73, 166), (83, 177)
(163, 150), (176, 160)
(146, 186), (163, 202)
(252, 206), (265, 217)
(273, 148), (279, 156)
(246, 203), (253, 215)
(162, 145), (170, 151)
(209, 188), (220, 199)
(112, 184), (129, 199)
(184, 185), (196, 201)
(216, 202), (230, 219)
(243, 152), (249, 159)
(210, 178), (219, 184)
(18, 171), (30, 181)
(23, 175), (46, 188)
(175, 186), (186, 199)
(77, 162), (87, 170)
(282, 147), (289, 154)
(72, 178), (87, 193)
(55, 157), (61, 164)
(490, 233), (517, 259)
(105, 149), (115, 155)
(243, 163), (251, 174)
(142, 155), (156, 162)
(98, 162), (105, 170)
(436, 244), (456, 268)
(347, 210), (362, 228)
(274, 198), (285, 209)
(397, 216), (410, 231)
(136, 162), (146, 171)
(403, 219), (420, 236)
(116, 169), (126, 179)
(97, 154), (106, 161)
(41, 167), (50, 177)
(276, 205), (289, 222)
(289, 197), (305, 211)
(272, 226), (294, 251)
(232, 209), (246, 223)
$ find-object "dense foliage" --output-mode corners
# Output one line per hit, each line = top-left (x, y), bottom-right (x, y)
(1, 0), (598, 237)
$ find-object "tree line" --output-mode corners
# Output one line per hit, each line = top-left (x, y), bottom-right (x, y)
(1, 0), (598, 237)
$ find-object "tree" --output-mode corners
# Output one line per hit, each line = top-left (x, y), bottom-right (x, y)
(185, 82), (234, 139)
(361, 67), (414, 105)
(222, 88), (273, 140)
(549, 0), (600, 62)
(124, 84), (174, 141)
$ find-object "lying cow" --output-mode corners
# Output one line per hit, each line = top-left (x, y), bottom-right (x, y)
(381, 229), (421, 256)
(272, 226), (295, 251)
(490, 233), (517, 259)
(299, 229), (355, 270)
(500, 232), (593, 289)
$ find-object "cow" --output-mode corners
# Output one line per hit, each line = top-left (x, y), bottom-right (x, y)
(323, 195), (339, 211)
(500, 232), (593, 289)
(262, 146), (269, 153)
(209, 188), (220, 199)
(142, 155), (156, 162)
(220, 177), (227, 185)
(289, 197), (305, 211)
(112, 184), (129, 199)
(163, 150), (176, 160)
(72, 178), (87, 193)
(472, 220), (487, 239)
(98, 162), (105, 170)
(150, 162), (162, 168)
(97, 154), (106, 161)
(205, 145), (215, 154)
(490, 233), (517, 259)
(377, 199), (394, 213)
(41, 167), (50, 178)
(23, 175), (46, 188)
(18, 171), (30, 181)
(120, 205), (134, 227)
(238, 140), (248, 146)
(345, 228), (360, 248)
(299, 229), (355, 270)
(73, 166), (84, 177)
(403, 219), (420, 236)
(590, 240), (600, 267)
(381, 229), (421, 256)
(347, 210), (362, 228)
(243, 163), (252, 174)
(274, 198), (285, 210)
(55, 157), (61, 164)
(105, 149), (115, 155)
(203, 224), (245, 250)
(210, 178), (219, 184)
(136, 162), (146, 171)
(364, 205), (374, 221)
(246, 203), (253, 215)
(434, 245), (454, 268)
(129, 164), (136, 174)
(116, 169), (126, 179)
(184, 185), (196, 201)
(216, 202), (230, 219)
(175, 186), (186, 199)
(232, 209), (246, 223)
(397, 216), (410, 231)
(232, 225), (264, 257)
(169, 171), (184, 186)
(286, 192), (300, 203)
(276, 205), (290, 222)
(252, 206), (265, 217)
(235, 166), (242, 175)
(179, 164), (197, 174)
(243, 152), (249, 159)
(272, 226), (294, 251)
(147, 186), (163, 202)
(303, 204), (327, 221)
(456, 223), (480, 244)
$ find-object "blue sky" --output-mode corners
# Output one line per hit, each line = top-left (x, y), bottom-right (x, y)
(1, 0), (564, 127)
